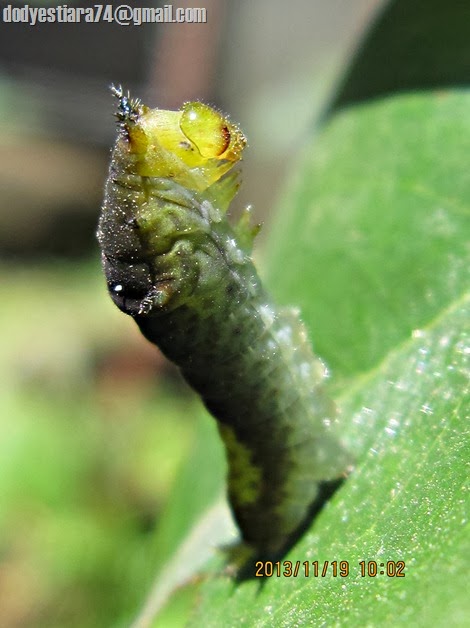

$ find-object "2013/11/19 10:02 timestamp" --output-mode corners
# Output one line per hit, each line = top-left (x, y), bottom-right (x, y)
(254, 560), (406, 578)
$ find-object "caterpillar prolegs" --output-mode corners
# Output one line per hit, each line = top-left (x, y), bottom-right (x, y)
(98, 87), (351, 557)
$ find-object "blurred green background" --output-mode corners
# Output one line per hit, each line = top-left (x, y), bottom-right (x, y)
(0, 1), (382, 625)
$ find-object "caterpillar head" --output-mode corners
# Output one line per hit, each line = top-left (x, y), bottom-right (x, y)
(111, 86), (247, 192)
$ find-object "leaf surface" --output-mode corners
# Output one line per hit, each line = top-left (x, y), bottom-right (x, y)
(187, 91), (470, 627)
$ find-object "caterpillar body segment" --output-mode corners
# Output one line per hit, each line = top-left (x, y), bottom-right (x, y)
(98, 89), (351, 556)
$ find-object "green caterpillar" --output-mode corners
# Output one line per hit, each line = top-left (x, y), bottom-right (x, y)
(98, 87), (351, 557)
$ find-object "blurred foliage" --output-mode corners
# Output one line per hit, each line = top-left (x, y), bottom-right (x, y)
(0, 262), (205, 626)
(330, 0), (470, 111)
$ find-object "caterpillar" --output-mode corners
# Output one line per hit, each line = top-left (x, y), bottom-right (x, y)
(97, 86), (351, 558)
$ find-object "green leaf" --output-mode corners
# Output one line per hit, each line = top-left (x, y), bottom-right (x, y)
(145, 407), (227, 578)
(189, 301), (469, 627)
(265, 91), (469, 382)
(186, 92), (469, 626)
